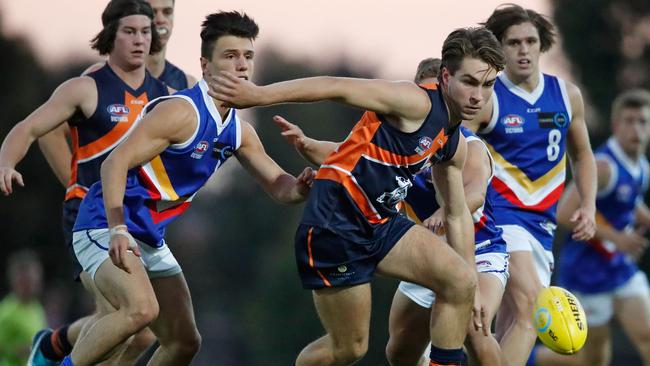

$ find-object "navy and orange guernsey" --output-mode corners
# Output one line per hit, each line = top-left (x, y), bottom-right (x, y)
(65, 64), (169, 202)
(559, 138), (650, 293)
(403, 126), (506, 256)
(301, 85), (461, 242)
(479, 72), (572, 250)
(73, 79), (241, 246)
(158, 60), (189, 91)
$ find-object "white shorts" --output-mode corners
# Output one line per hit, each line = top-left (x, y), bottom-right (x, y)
(500, 224), (554, 286)
(573, 271), (650, 327)
(73, 229), (182, 280)
(398, 252), (509, 308)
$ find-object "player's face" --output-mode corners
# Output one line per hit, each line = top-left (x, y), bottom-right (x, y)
(146, 0), (174, 48)
(202, 36), (255, 81)
(613, 106), (650, 156)
(501, 22), (541, 81)
(111, 15), (153, 68)
(442, 57), (497, 121)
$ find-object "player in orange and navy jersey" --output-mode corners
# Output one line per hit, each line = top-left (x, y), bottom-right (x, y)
(0, 1), (171, 365)
(211, 27), (505, 366)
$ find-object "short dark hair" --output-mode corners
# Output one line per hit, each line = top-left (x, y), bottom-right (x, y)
(439, 27), (505, 83)
(483, 4), (556, 53)
(414, 58), (441, 84)
(200, 11), (259, 60)
(611, 89), (650, 120)
(91, 0), (162, 55)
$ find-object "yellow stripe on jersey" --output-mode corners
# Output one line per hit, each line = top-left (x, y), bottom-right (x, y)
(150, 156), (179, 201)
(486, 144), (566, 194)
(402, 202), (423, 224)
(595, 211), (613, 229)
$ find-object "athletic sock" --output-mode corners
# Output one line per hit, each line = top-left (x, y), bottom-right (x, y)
(429, 345), (464, 365)
(39, 324), (72, 360)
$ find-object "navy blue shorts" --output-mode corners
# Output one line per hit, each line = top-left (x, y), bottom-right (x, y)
(62, 198), (83, 281)
(295, 215), (415, 289)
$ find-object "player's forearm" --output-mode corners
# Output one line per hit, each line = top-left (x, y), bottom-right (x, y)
(635, 204), (650, 229)
(268, 173), (307, 204)
(261, 77), (347, 106)
(0, 122), (37, 168)
(445, 208), (475, 263)
(464, 187), (486, 215)
(571, 150), (597, 211)
(300, 139), (338, 166)
(101, 155), (129, 228)
(38, 127), (72, 187)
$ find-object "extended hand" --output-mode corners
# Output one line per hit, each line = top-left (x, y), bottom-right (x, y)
(296, 167), (316, 198)
(0, 167), (24, 196)
(207, 71), (263, 108)
(273, 115), (309, 150)
(108, 226), (142, 274)
(422, 208), (445, 236)
(570, 206), (596, 241)
(472, 286), (489, 336)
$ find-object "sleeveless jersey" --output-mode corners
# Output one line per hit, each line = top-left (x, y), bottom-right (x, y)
(559, 138), (650, 293)
(74, 79), (241, 246)
(158, 60), (189, 91)
(479, 73), (573, 250)
(65, 65), (169, 201)
(403, 126), (506, 255)
(301, 85), (461, 242)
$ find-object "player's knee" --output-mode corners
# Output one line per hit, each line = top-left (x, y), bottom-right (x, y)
(168, 328), (202, 359)
(125, 298), (159, 332)
(385, 339), (419, 366)
(440, 262), (476, 304)
(332, 337), (368, 364)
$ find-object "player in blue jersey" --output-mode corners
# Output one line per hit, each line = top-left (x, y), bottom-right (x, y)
(461, 5), (598, 366)
(0, 1), (172, 365)
(532, 90), (650, 365)
(210, 27), (505, 366)
(58, 11), (313, 366)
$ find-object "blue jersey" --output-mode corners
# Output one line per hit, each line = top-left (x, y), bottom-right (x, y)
(558, 138), (650, 293)
(158, 60), (189, 91)
(74, 80), (241, 246)
(479, 73), (572, 250)
(301, 85), (461, 243)
(403, 127), (506, 256)
(66, 65), (168, 201)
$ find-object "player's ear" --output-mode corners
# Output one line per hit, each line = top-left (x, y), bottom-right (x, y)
(440, 67), (451, 86)
(200, 57), (209, 75)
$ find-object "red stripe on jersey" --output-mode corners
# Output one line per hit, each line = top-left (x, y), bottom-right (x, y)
(138, 168), (162, 201)
(474, 214), (488, 233)
(146, 201), (190, 224)
(491, 177), (565, 212)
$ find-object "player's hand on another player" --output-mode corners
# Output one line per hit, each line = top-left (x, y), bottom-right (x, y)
(423, 208), (446, 236)
(108, 225), (142, 274)
(273, 115), (310, 151)
(295, 167), (316, 197)
(569, 206), (596, 241)
(0, 167), (24, 196)
(614, 231), (649, 260)
(471, 286), (489, 336)
(207, 71), (263, 108)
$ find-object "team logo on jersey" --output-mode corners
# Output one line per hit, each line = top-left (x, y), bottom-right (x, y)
(376, 176), (413, 207)
(539, 221), (557, 236)
(538, 112), (569, 129)
(502, 114), (525, 134)
(212, 140), (234, 160)
(191, 140), (209, 159)
(107, 104), (130, 122)
(416, 136), (433, 155)
(616, 184), (633, 202)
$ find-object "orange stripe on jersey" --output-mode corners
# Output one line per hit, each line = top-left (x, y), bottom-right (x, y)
(318, 167), (388, 224)
(321, 112), (382, 172)
(419, 83), (438, 90)
(76, 91), (148, 161)
(307, 227), (332, 287)
(64, 186), (88, 201)
(594, 211), (613, 228)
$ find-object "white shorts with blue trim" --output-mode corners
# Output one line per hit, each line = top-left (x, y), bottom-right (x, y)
(398, 251), (509, 308)
(500, 224), (555, 286)
(72, 229), (182, 280)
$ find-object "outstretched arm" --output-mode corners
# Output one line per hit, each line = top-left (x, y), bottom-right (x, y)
(235, 121), (314, 204)
(101, 98), (196, 273)
(273, 115), (338, 166)
(0, 77), (93, 195)
(209, 71), (431, 124)
(566, 82), (597, 241)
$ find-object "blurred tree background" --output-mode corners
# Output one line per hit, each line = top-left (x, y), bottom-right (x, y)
(0, 1), (650, 365)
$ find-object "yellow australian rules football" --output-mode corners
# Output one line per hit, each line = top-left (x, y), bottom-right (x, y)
(533, 286), (588, 354)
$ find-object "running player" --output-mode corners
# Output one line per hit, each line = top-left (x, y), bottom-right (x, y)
(210, 27), (505, 366)
(0, 1), (171, 365)
(60, 11), (313, 366)
(532, 90), (650, 366)
(462, 5), (597, 366)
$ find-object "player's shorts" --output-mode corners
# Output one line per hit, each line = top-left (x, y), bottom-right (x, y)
(72, 228), (182, 280)
(295, 215), (415, 290)
(573, 270), (650, 326)
(398, 251), (509, 308)
(62, 198), (83, 281)
(500, 224), (554, 286)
